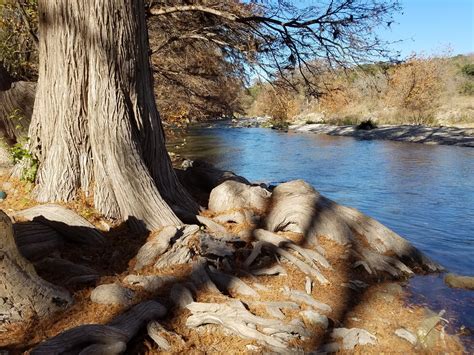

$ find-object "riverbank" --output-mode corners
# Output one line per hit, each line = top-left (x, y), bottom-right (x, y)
(231, 117), (474, 147)
(290, 123), (474, 147)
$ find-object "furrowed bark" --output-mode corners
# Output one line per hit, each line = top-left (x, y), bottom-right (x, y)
(28, 0), (198, 229)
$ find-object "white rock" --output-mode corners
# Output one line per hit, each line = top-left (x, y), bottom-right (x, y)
(331, 327), (377, 350)
(90, 283), (134, 305)
(395, 328), (417, 345)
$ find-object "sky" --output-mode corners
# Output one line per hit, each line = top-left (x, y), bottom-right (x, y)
(382, 0), (473, 57)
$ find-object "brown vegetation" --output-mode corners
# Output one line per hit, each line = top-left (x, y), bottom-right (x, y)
(247, 54), (474, 127)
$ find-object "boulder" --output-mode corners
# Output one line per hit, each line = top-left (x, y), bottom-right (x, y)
(444, 273), (474, 290)
(90, 283), (134, 305)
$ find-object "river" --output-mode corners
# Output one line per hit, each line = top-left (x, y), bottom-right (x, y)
(169, 122), (474, 347)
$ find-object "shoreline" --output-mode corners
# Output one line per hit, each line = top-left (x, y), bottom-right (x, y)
(289, 123), (474, 147)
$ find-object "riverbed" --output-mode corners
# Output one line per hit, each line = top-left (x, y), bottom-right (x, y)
(169, 122), (474, 348)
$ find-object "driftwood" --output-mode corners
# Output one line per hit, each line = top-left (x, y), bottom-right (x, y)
(264, 180), (442, 277)
(13, 204), (105, 246)
(32, 300), (167, 354)
(0, 210), (71, 324)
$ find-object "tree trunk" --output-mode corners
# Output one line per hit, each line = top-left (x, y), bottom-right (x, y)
(29, 0), (198, 230)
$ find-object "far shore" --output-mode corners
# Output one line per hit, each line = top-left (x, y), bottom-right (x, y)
(290, 123), (474, 147)
(232, 117), (474, 147)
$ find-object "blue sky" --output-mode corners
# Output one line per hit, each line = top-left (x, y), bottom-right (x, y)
(383, 0), (473, 56)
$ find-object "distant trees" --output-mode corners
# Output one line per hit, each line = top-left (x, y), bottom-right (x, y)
(247, 54), (459, 125)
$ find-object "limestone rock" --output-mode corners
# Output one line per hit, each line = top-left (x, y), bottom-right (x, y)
(90, 283), (134, 305)
(444, 273), (474, 290)
(331, 327), (377, 350)
(395, 328), (417, 345)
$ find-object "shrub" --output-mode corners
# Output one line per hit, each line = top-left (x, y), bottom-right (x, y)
(9, 139), (38, 182)
(356, 119), (377, 130)
(461, 64), (474, 77)
(460, 81), (474, 96)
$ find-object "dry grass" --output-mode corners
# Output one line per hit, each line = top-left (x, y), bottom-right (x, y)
(0, 175), (465, 353)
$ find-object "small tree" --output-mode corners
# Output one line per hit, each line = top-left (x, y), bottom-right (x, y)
(385, 55), (444, 124)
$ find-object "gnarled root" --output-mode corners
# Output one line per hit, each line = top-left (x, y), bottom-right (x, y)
(31, 300), (167, 354)
(0, 210), (71, 324)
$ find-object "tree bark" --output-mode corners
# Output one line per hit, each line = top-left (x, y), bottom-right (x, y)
(29, 0), (198, 230)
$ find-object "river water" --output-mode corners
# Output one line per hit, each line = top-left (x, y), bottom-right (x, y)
(169, 123), (474, 346)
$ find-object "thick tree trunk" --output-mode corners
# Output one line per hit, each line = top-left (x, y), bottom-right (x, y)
(29, 0), (198, 229)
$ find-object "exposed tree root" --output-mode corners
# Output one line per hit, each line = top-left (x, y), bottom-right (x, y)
(1, 177), (460, 353)
(31, 301), (167, 354)
(0, 211), (71, 324)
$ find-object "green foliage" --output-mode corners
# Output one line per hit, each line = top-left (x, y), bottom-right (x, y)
(9, 139), (38, 182)
(459, 81), (474, 96)
(7, 108), (26, 129)
(261, 119), (289, 130)
(0, 0), (38, 79)
(461, 64), (474, 77)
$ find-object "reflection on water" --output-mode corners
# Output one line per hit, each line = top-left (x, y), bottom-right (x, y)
(169, 123), (474, 346)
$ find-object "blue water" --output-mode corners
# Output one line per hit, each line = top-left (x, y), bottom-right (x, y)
(171, 124), (474, 346)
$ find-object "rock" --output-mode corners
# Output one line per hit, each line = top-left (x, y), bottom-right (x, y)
(395, 328), (417, 345)
(90, 283), (134, 305)
(208, 180), (271, 213)
(444, 273), (474, 290)
(331, 328), (377, 350)
(417, 310), (444, 349)
(1, 182), (13, 192)
(300, 310), (328, 329)
(379, 282), (403, 295)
